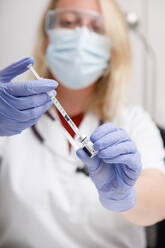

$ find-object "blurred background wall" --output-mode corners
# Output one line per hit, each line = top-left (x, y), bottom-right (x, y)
(0, 0), (164, 128)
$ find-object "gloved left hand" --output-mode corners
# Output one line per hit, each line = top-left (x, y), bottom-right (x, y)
(77, 123), (142, 212)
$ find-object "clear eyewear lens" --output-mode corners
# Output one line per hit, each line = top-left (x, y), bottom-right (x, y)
(46, 8), (105, 34)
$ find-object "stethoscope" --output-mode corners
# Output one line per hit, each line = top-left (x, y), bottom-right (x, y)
(31, 111), (103, 177)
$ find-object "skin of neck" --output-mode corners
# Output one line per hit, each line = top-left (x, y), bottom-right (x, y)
(56, 81), (96, 116)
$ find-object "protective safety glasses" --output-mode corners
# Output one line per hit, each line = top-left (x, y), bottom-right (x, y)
(45, 8), (105, 34)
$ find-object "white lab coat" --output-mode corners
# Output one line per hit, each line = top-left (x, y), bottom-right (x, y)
(0, 105), (164, 248)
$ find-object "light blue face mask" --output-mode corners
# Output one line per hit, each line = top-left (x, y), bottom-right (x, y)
(46, 27), (111, 90)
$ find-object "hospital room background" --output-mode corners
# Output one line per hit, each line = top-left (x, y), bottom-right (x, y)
(0, 0), (165, 247)
(0, 0), (165, 128)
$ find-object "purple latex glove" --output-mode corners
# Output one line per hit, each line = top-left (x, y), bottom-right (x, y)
(0, 57), (58, 136)
(77, 123), (142, 212)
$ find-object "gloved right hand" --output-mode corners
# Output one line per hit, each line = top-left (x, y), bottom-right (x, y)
(77, 123), (142, 212)
(0, 57), (58, 136)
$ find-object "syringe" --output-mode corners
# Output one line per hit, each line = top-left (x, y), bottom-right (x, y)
(28, 65), (98, 158)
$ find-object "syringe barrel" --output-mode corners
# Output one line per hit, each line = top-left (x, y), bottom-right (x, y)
(48, 91), (82, 138)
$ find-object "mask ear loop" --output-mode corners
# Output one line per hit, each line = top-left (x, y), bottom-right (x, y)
(102, 53), (111, 80)
(103, 64), (111, 78)
(102, 33), (112, 78)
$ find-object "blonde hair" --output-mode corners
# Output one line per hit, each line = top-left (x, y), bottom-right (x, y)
(34, 0), (132, 121)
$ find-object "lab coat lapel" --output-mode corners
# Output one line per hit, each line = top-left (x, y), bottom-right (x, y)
(35, 111), (70, 158)
(78, 111), (100, 137)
